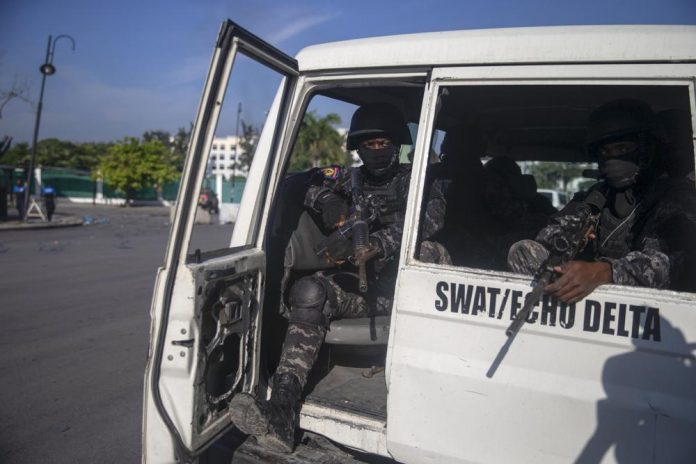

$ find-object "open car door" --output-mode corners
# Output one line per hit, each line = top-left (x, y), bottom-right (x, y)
(143, 20), (298, 463)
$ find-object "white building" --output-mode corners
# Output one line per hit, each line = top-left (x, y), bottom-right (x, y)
(210, 127), (353, 177)
(209, 135), (246, 179)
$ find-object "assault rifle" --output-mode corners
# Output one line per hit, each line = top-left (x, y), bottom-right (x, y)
(349, 169), (381, 292)
(314, 169), (381, 292)
(505, 190), (607, 337)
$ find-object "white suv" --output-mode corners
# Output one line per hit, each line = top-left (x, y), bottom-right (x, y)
(143, 22), (696, 464)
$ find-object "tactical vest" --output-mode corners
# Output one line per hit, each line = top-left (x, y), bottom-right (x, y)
(362, 165), (411, 227)
(596, 206), (636, 259)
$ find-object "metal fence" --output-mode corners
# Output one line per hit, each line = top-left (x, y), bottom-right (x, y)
(42, 167), (95, 199)
(37, 167), (244, 204)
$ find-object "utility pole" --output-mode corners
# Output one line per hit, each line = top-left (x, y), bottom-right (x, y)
(24, 34), (75, 221)
(233, 102), (242, 188)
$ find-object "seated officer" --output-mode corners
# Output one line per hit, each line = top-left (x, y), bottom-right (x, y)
(479, 156), (553, 270)
(228, 102), (446, 452)
(508, 99), (696, 302)
(484, 156), (555, 217)
(42, 184), (56, 221)
(433, 125), (495, 267)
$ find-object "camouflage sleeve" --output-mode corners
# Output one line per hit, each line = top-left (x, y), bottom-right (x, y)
(304, 185), (334, 212)
(371, 222), (404, 261)
(421, 177), (447, 240)
(303, 166), (348, 211)
(534, 201), (590, 250)
(637, 181), (696, 292)
(600, 238), (670, 289)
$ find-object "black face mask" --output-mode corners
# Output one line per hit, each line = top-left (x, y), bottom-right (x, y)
(599, 156), (640, 190)
(358, 146), (399, 175)
(595, 134), (658, 190)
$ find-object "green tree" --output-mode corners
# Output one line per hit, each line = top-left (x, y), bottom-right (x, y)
(2, 142), (30, 166)
(35, 138), (77, 168)
(142, 126), (190, 171)
(97, 137), (179, 204)
(75, 142), (112, 171)
(142, 130), (171, 146)
(2, 139), (109, 171)
(289, 111), (347, 172)
(3, 138), (77, 168)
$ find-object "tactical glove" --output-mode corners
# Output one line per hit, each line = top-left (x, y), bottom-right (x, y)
(368, 235), (386, 260)
(317, 192), (348, 229)
(324, 235), (353, 264)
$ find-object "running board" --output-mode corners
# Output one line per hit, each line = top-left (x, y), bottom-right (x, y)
(299, 401), (390, 457)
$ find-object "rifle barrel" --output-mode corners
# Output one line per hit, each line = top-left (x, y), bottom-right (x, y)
(505, 285), (545, 337)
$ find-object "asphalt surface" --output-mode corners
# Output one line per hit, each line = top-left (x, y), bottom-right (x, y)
(0, 203), (188, 463)
(0, 202), (392, 464)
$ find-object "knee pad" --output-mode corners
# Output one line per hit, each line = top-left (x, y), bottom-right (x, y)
(289, 276), (328, 326)
(419, 240), (452, 265)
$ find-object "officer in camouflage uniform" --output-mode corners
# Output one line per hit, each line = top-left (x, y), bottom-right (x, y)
(229, 102), (447, 452)
(508, 99), (696, 303)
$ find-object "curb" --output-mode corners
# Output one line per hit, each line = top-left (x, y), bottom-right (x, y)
(0, 217), (84, 231)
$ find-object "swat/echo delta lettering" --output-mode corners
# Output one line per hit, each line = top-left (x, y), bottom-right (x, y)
(434, 281), (661, 341)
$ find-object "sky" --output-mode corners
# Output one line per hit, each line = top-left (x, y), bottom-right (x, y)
(1, 0), (696, 144)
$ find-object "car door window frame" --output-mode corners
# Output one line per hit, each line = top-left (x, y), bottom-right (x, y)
(150, 20), (300, 459)
(254, 70), (431, 250)
(401, 64), (696, 307)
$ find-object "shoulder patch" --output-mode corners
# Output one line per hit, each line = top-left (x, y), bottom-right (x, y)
(320, 166), (342, 180)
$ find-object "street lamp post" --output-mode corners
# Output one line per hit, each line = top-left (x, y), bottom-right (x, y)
(23, 34), (75, 221)
(233, 102), (242, 188)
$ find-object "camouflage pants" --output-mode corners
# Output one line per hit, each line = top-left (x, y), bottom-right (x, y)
(275, 240), (451, 387)
(318, 270), (395, 318)
(275, 270), (394, 387)
(418, 240), (452, 265)
(507, 239), (549, 275)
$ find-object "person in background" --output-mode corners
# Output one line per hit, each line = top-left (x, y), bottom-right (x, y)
(42, 184), (56, 221)
(13, 179), (25, 219)
(508, 99), (696, 302)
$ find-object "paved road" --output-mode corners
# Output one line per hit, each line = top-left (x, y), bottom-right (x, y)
(0, 203), (221, 463)
(0, 203), (391, 464)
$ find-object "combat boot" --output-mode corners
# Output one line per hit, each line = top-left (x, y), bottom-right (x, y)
(229, 372), (303, 453)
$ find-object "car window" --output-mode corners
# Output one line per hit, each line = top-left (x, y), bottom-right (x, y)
(187, 54), (285, 256)
(415, 83), (695, 297)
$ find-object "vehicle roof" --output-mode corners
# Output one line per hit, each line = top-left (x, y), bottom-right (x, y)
(296, 25), (696, 72)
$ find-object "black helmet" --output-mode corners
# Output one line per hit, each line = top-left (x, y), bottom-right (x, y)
(347, 102), (412, 150)
(586, 99), (657, 153)
(485, 156), (522, 178)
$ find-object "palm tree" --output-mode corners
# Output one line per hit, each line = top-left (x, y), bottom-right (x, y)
(290, 111), (347, 171)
